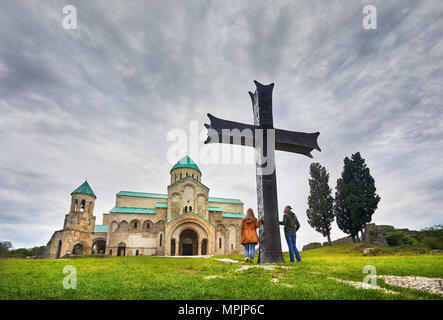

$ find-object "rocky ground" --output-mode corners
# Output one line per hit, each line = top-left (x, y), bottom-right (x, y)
(377, 275), (443, 296)
(209, 257), (443, 297)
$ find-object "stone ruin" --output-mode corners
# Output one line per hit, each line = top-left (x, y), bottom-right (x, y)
(302, 223), (417, 251)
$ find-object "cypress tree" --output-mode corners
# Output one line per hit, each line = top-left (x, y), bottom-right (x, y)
(306, 163), (335, 245)
(334, 152), (381, 242)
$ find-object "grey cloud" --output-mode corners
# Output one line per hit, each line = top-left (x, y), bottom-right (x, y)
(0, 0), (442, 249)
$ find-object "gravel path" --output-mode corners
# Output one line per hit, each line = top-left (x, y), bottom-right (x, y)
(210, 258), (443, 297)
(213, 258), (242, 263)
(327, 277), (399, 295)
(205, 275), (225, 280)
(377, 275), (443, 296)
(236, 265), (292, 272)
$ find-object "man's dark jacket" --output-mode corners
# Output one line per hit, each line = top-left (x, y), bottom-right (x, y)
(279, 210), (300, 233)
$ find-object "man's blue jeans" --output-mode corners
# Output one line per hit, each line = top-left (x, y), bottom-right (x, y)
(244, 243), (255, 260)
(284, 232), (301, 262)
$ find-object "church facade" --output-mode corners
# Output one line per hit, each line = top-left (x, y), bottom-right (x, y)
(43, 156), (245, 258)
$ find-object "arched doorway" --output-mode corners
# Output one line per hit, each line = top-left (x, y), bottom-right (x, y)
(72, 243), (83, 255)
(201, 239), (208, 255)
(92, 240), (106, 254)
(179, 229), (198, 256)
(171, 238), (176, 256)
(117, 242), (126, 256)
(56, 240), (62, 258)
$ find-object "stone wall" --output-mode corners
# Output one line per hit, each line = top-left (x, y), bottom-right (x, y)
(43, 229), (93, 258)
(208, 202), (244, 215)
(362, 223), (407, 247)
(302, 223), (415, 251)
(330, 235), (354, 245)
(107, 211), (166, 256)
(116, 195), (162, 209)
(302, 242), (322, 251)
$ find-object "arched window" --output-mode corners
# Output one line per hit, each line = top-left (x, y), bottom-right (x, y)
(186, 172), (188, 177)
(130, 220), (140, 231)
(189, 206), (192, 212)
(219, 238), (222, 249)
(159, 234), (163, 247)
(92, 240), (106, 254)
(192, 173), (194, 178)
(180, 172), (182, 179)
(117, 243), (126, 256)
(119, 221), (129, 232)
(56, 240), (62, 258)
(201, 239), (208, 255)
(80, 199), (86, 212)
(146, 223), (150, 230)
(171, 239), (176, 256)
(73, 243), (83, 255)
(74, 199), (78, 211)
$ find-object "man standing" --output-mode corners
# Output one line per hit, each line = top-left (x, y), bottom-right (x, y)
(279, 205), (302, 262)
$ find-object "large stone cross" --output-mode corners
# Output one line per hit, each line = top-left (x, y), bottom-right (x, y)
(204, 81), (321, 263)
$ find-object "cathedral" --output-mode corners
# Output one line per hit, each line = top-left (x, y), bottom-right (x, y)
(43, 156), (245, 258)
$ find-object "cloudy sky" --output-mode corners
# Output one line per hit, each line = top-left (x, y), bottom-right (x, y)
(0, 0), (442, 251)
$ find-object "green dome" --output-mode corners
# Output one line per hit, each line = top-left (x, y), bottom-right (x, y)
(170, 156), (201, 174)
(71, 180), (96, 198)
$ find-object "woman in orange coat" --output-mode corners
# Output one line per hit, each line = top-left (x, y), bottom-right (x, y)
(241, 208), (262, 263)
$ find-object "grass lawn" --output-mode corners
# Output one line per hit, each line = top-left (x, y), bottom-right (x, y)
(0, 244), (442, 300)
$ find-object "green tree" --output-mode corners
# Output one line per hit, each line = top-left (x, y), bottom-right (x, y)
(306, 163), (335, 245)
(0, 241), (13, 257)
(334, 152), (381, 242)
(0, 242), (46, 258)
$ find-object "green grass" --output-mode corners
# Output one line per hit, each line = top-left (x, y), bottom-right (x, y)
(0, 244), (442, 300)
